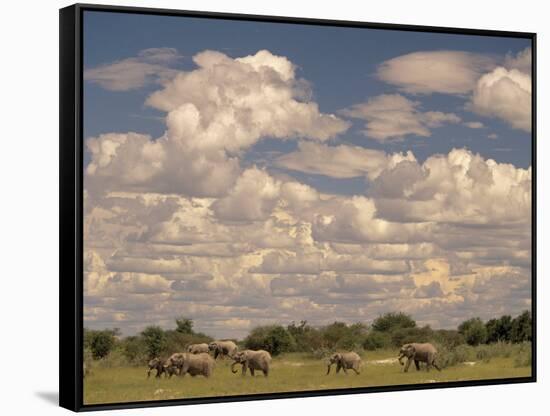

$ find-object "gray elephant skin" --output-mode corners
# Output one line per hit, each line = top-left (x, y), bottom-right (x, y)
(209, 340), (238, 359)
(326, 352), (362, 375)
(147, 357), (166, 378)
(165, 352), (215, 378)
(398, 343), (441, 372)
(231, 349), (272, 377)
(187, 343), (210, 354)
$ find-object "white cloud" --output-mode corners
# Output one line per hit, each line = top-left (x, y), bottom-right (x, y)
(342, 94), (461, 141)
(212, 167), (281, 222)
(275, 141), (416, 179)
(464, 121), (485, 129)
(488, 133), (498, 140)
(504, 47), (532, 74)
(377, 51), (496, 94)
(372, 148), (532, 225)
(147, 49), (350, 151)
(85, 50), (349, 199)
(84, 47), (181, 91)
(468, 67), (531, 132)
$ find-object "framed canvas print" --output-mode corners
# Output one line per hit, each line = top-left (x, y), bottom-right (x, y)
(59, 3), (536, 411)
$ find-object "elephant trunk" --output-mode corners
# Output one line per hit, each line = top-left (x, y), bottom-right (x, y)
(326, 364), (331, 375)
(398, 354), (405, 366)
(231, 361), (239, 374)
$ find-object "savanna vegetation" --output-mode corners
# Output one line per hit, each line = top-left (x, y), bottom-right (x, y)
(83, 311), (532, 404)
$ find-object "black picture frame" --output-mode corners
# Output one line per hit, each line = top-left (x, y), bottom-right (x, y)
(60, 3), (537, 412)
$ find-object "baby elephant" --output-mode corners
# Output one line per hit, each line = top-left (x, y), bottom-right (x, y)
(165, 352), (215, 378)
(147, 357), (166, 378)
(231, 349), (272, 377)
(326, 352), (362, 375)
(398, 343), (441, 372)
(187, 343), (209, 354)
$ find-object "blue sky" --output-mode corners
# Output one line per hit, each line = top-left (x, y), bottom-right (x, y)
(83, 11), (531, 177)
(82, 10), (532, 336)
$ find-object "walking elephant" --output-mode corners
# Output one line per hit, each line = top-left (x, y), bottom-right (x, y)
(147, 357), (166, 378)
(165, 352), (215, 378)
(398, 343), (441, 372)
(187, 343), (209, 354)
(231, 349), (272, 377)
(326, 352), (362, 375)
(208, 340), (238, 359)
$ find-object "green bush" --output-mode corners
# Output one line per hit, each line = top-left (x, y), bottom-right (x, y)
(320, 322), (367, 350)
(363, 331), (391, 350)
(84, 329), (118, 359)
(390, 325), (433, 348)
(120, 336), (147, 366)
(287, 321), (324, 352)
(244, 325), (296, 356)
(458, 318), (487, 346)
(511, 311), (532, 343)
(141, 326), (166, 359)
(432, 329), (465, 348)
(371, 312), (416, 333)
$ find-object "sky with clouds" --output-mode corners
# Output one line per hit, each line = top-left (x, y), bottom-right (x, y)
(82, 11), (532, 338)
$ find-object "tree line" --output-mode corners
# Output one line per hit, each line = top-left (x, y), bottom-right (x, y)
(84, 311), (532, 364)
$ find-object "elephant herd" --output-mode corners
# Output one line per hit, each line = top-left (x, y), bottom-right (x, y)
(147, 341), (441, 380)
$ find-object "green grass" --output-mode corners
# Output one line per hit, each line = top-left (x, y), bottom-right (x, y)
(84, 351), (531, 405)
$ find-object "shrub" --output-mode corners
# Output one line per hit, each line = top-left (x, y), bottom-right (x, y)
(390, 325), (433, 348)
(486, 315), (512, 343)
(84, 329), (117, 359)
(363, 331), (391, 350)
(120, 336), (147, 366)
(432, 329), (465, 348)
(458, 318), (487, 346)
(371, 312), (416, 333)
(514, 342), (532, 367)
(244, 325), (296, 356)
(511, 311), (532, 343)
(141, 326), (166, 359)
(287, 321), (324, 352)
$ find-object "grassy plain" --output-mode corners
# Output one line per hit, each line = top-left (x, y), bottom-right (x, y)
(83, 350), (531, 405)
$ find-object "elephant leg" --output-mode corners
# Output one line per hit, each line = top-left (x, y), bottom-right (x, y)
(214, 350), (219, 360)
(414, 360), (420, 371)
(263, 368), (269, 377)
(352, 366), (360, 375)
(250, 368), (255, 377)
(241, 364), (247, 376)
(342, 366), (349, 375)
(147, 369), (152, 378)
(404, 358), (412, 373)
(336, 364), (341, 374)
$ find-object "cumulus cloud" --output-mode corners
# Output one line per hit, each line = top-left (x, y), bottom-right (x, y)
(376, 50), (496, 94)
(468, 67), (531, 132)
(212, 167), (281, 222)
(464, 121), (485, 129)
(85, 50), (349, 198)
(342, 94), (461, 141)
(83, 48), (532, 337)
(371, 148), (532, 225)
(275, 141), (416, 179)
(504, 47), (532, 74)
(147, 49), (350, 151)
(84, 47), (181, 91)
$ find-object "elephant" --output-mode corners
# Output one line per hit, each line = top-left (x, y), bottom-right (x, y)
(147, 357), (166, 378)
(208, 340), (238, 359)
(165, 352), (215, 378)
(398, 343), (441, 372)
(326, 352), (362, 375)
(231, 349), (272, 377)
(187, 343), (210, 354)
